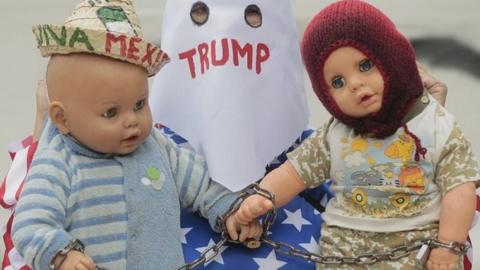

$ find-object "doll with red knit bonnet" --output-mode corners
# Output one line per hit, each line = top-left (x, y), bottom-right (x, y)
(231, 0), (480, 269)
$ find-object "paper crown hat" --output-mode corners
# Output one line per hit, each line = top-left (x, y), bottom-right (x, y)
(32, 0), (169, 76)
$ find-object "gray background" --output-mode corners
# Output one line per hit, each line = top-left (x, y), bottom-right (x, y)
(1, 0), (479, 267)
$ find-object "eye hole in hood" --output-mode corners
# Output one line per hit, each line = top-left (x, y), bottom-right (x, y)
(190, 1), (209, 26)
(245, 4), (262, 28)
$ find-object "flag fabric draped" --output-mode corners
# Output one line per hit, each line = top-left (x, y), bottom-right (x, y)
(1, 130), (479, 270)
(1, 137), (37, 270)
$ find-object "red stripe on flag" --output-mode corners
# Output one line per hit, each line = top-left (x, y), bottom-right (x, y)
(0, 141), (38, 209)
(1, 252), (10, 270)
(0, 176), (9, 208)
(7, 136), (34, 161)
(3, 214), (15, 254)
(21, 136), (34, 149)
(8, 151), (16, 160)
(15, 181), (26, 205)
(464, 256), (472, 270)
(2, 215), (14, 269)
(1, 139), (37, 270)
(476, 194), (480, 210)
(14, 142), (37, 202)
(2, 213), (31, 270)
(154, 123), (165, 130)
(464, 235), (472, 270)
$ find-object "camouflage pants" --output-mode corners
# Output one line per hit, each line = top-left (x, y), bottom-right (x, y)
(317, 224), (464, 270)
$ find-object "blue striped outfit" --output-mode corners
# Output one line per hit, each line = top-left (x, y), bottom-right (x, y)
(12, 121), (237, 270)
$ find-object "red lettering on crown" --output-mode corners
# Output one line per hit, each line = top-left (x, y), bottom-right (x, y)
(128, 37), (142, 61)
(105, 33), (127, 57)
(141, 43), (158, 65)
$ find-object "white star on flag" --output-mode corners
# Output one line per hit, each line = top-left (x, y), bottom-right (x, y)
(282, 208), (311, 231)
(195, 239), (227, 266)
(181, 227), (193, 244)
(299, 236), (320, 254)
(253, 250), (287, 270)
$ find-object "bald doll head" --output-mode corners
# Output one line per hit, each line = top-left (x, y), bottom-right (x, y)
(46, 53), (152, 155)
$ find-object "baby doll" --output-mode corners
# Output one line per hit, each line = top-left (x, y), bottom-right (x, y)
(233, 1), (480, 269)
(11, 1), (259, 270)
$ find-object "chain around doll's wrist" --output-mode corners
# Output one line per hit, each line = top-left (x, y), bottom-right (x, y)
(49, 239), (85, 270)
(430, 239), (470, 255)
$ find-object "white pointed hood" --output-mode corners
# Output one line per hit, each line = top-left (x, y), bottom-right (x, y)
(150, 0), (308, 191)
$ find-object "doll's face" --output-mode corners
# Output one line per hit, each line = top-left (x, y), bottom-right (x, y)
(48, 54), (152, 155)
(323, 46), (384, 118)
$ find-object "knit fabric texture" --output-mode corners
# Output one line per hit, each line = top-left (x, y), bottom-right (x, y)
(301, 0), (423, 138)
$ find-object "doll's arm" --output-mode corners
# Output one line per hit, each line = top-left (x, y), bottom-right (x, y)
(158, 132), (238, 230)
(417, 62), (448, 107)
(426, 182), (477, 269)
(235, 123), (332, 224)
(224, 162), (302, 240)
(437, 182), (477, 243)
(234, 161), (306, 225)
(11, 150), (74, 270)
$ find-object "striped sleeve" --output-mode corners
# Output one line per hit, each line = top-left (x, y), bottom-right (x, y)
(12, 148), (73, 270)
(153, 131), (237, 231)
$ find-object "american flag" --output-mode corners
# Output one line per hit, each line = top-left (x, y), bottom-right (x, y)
(1, 136), (37, 270)
(1, 129), (479, 270)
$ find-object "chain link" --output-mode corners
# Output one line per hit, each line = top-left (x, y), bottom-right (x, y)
(177, 238), (228, 270)
(178, 184), (470, 269)
(178, 184), (276, 270)
(428, 239), (471, 255)
(220, 183), (277, 244)
(262, 237), (430, 265)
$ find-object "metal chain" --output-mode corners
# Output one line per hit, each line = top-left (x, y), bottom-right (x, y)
(177, 238), (228, 270)
(178, 184), (471, 269)
(178, 184), (276, 270)
(262, 237), (471, 266)
(262, 238), (427, 265)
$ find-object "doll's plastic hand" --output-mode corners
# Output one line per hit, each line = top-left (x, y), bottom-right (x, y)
(35, 79), (50, 119)
(226, 216), (263, 242)
(56, 250), (96, 270)
(235, 194), (274, 225)
(417, 62), (447, 106)
(425, 247), (459, 270)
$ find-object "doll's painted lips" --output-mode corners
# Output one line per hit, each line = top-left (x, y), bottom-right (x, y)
(123, 135), (140, 145)
(359, 94), (375, 106)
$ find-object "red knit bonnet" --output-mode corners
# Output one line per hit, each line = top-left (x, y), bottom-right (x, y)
(301, 0), (423, 138)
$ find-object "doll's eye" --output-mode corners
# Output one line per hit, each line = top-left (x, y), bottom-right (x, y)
(331, 76), (346, 89)
(134, 99), (146, 111)
(359, 59), (374, 72)
(190, 1), (209, 26)
(245, 5), (262, 28)
(102, 107), (118, 118)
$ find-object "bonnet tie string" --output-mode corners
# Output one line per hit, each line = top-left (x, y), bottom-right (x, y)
(402, 124), (427, 161)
